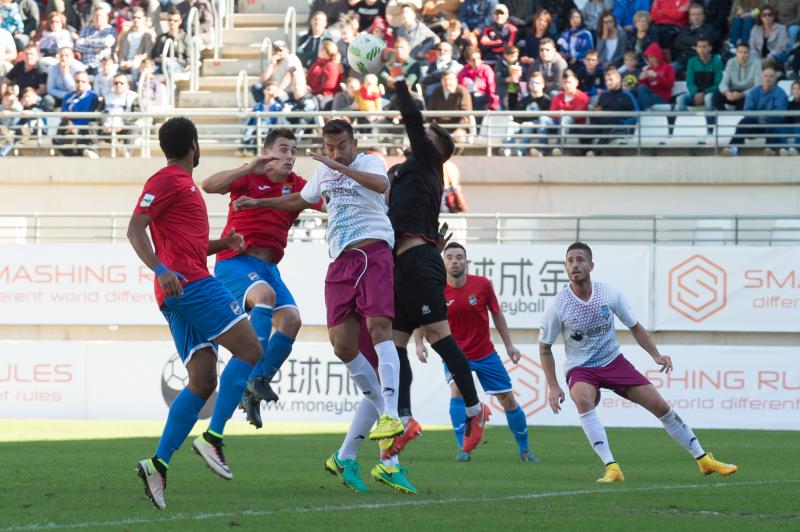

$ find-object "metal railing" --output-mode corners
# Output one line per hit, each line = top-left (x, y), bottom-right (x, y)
(284, 7), (296, 56)
(235, 69), (249, 110)
(212, 0), (223, 59)
(2, 213), (799, 246)
(186, 6), (203, 92)
(259, 37), (272, 77)
(1, 110), (799, 157)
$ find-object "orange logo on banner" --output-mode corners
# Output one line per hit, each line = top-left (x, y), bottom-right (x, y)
(491, 354), (549, 418)
(668, 255), (727, 322)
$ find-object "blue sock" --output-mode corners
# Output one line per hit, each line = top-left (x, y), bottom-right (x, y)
(262, 331), (294, 380)
(208, 357), (254, 436)
(505, 406), (530, 454)
(155, 388), (205, 464)
(249, 304), (274, 379)
(449, 397), (466, 449)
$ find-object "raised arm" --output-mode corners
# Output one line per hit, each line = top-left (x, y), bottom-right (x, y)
(394, 77), (442, 164)
(539, 342), (565, 413)
(201, 155), (278, 194)
(308, 153), (389, 194)
(233, 192), (312, 212)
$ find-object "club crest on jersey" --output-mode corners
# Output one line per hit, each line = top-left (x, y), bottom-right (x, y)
(248, 272), (259, 281)
(600, 305), (610, 318)
(469, 295), (478, 305)
(139, 193), (155, 207)
(282, 185), (292, 195)
(230, 301), (244, 316)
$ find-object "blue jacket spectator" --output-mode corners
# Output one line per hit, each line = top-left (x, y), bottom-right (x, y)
(460, 0), (497, 34)
(726, 68), (788, 154)
(613, 0), (651, 29)
(557, 10), (594, 64)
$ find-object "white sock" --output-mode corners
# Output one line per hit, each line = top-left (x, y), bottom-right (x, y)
(465, 403), (481, 417)
(400, 415), (411, 427)
(659, 409), (705, 459)
(345, 353), (385, 414)
(374, 340), (400, 418)
(380, 454), (399, 467)
(338, 395), (380, 460)
(579, 409), (615, 465)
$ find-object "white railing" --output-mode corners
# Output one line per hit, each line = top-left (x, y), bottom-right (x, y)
(159, 38), (177, 108)
(259, 37), (272, 76)
(212, 0), (223, 59)
(225, 0), (234, 29)
(235, 70), (249, 110)
(284, 6), (296, 56)
(186, 6), (202, 91)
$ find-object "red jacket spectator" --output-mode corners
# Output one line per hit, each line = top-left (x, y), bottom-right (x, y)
(650, 0), (691, 27)
(479, 22), (517, 63)
(550, 88), (590, 122)
(639, 42), (675, 101)
(307, 47), (344, 97)
(457, 58), (500, 110)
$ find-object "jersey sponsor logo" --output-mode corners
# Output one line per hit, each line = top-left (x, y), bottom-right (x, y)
(421, 304), (431, 315)
(446, 299), (455, 307)
(257, 185), (271, 191)
(248, 272), (260, 281)
(600, 305), (610, 318)
(282, 185), (292, 195)
(230, 300), (244, 315)
(140, 193), (155, 207)
(570, 331), (584, 341)
(469, 295), (478, 305)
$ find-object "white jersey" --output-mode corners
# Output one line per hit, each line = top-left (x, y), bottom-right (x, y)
(539, 281), (637, 375)
(300, 152), (394, 258)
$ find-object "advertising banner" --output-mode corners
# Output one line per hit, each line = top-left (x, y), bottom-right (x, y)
(653, 246), (800, 332)
(2, 341), (796, 430)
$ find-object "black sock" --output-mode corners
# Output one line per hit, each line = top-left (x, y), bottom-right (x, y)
(396, 346), (413, 418)
(431, 335), (479, 407)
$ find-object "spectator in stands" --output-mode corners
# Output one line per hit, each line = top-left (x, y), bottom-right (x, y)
(558, 9), (594, 65)
(337, 17), (358, 72)
(100, 72), (139, 154)
(1, 45), (51, 109)
(614, 0), (652, 31)
(75, 4), (116, 74)
(396, 3), (440, 61)
(626, 10), (659, 63)
(307, 38), (343, 109)
(671, 2), (714, 73)
(442, 19), (467, 61)
(67, 0), (98, 35)
(298, 11), (328, 69)
(380, 37), (420, 97)
(37, 11), (74, 61)
(369, 16), (395, 59)
(421, 40), (463, 97)
(428, 70), (472, 144)
(517, 9), (552, 70)
(495, 44), (523, 109)
(714, 41), (760, 110)
(583, 0), (614, 32)
(586, 67), (638, 155)
(786, 80), (799, 151)
(308, 0), (351, 26)
(0, 0), (27, 50)
(115, 7), (155, 77)
(355, 72), (382, 130)
(18, 0), (38, 43)
(457, 46), (499, 109)
(577, 49), (606, 104)
(0, 86), (22, 155)
(239, 81), (286, 154)
(47, 46), (86, 106)
(0, 27), (16, 78)
(728, 0), (763, 50)
(538, 0), (579, 33)
(176, 0), (213, 46)
(55, 69), (99, 157)
(251, 40), (304, 104)
(723, 67), (788, 156)
(355, 0), (386, 31)
(531, 37), (567, 95)
(675, 37), (722, 111)
(93, 54), (117, 99)
(332, 76), (360, 110)
(137, 57), (168, 110)
(511, 71), (552, 156)
(620, 50), (642, 88)
(597, 11), (628, 67)
(650, 0), (690, 49)
(549, 69), (589, 155)
(774, 0), (800, 48)
(479, 3), (517, 64)
(749, 5), (790, 70)
(151, 9), (189, 74)
(635, 41), (675, 108)
(441, 159), (468, 212)
(460, 0), (497, 35)
(703, 0), (733, 50)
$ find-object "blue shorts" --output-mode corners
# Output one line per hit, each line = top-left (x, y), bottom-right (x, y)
(443, 352), (513, 395)
(214, 255), (297, 311)
(161, 276), (248, 365)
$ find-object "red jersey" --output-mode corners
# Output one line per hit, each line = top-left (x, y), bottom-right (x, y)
(216, 172), (309, 264)
(133, 165), (211, 307)
(444, 275), (500, 361)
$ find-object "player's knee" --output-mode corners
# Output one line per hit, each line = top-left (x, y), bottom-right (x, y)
(277, 311), (302, 338)
(496, 392), (518, 411)
(233, 337), (262, 366)
(247, 284), (276, 308)
(366, 317), (392, 344)
(189, 374), (217, 399)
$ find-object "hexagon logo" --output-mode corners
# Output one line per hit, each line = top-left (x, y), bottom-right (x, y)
(668, 254), (727, 322)
(490, 354), (549, 419)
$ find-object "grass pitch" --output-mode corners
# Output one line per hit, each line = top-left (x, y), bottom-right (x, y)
(0, 423), (797, 531)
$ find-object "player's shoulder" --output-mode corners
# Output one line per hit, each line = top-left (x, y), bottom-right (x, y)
(594, 281), (620, 299)
(468, 274), (493, 288)
(354, 151), (387, 172)
(146, 165), (189, 187)
(289, 171), (309, 189)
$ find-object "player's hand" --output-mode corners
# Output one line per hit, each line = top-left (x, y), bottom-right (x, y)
(308, 151), (341, 171)
(548, 385), (565, 414)
(415, 342), (428, 363)
(246, 154), (279, 174)
(224, 227), (244, 252)
(158, 270), (187, 297)
(507, 345), (522, 365)
(435, 222), (452, 252)
(233, 196), (260, 211)
(653, 354), (673, 373)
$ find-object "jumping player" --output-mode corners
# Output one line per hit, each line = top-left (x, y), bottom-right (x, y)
(201, 128), (312, 429)
(418, 242), (540, 463)
(234, 119), (413, 494)
(386, 75), (490, 459)
(539, 242), (738, 483)
(129, 117), (263, 509)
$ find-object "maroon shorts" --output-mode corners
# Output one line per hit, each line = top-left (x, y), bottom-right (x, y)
(566, 354), (651, 399)
(325, 241), (395, 328)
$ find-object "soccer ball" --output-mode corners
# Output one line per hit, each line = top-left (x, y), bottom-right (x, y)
(347, 32), (385, 75)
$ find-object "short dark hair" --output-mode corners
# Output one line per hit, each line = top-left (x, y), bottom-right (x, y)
(322, 118), (354, 139)
(695, 37), (711, 46)
(736, 41), (750, 50)
(444, 241), (466, 254)
(159, 116), (197, 160)
(429, 121), (456, 161)
(566, 241), (592, 260)
(264, 127), (296, 149)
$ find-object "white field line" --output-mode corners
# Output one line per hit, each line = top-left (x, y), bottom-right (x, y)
(2, 479), (797, 531)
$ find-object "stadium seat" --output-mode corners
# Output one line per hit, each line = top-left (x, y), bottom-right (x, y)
(778, 80), (793, 97)
(692, 219), (735, 245)
(671, 81), (687, 97)
(714, 114), (743, 146)
(477, 114), (517, 152)
(769, 219), (800, 245)
(639, 114), (670, 146)
(668, 114), (709, 146)
(0, 216), (27, 244)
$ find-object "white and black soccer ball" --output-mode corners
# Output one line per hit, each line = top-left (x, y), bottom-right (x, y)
(347, 32), (385, 75)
